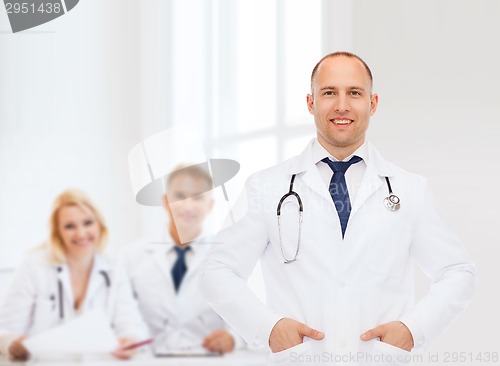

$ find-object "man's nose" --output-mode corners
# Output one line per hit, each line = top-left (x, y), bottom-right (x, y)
(184, 198), (197, 210)
(334, 95), (350, 113)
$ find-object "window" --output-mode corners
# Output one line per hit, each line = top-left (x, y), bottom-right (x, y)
(0, 0), (333, 273)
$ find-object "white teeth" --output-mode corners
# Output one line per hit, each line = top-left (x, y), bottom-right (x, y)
(74, 240), (91, 246)
(333, 119), (352, 125)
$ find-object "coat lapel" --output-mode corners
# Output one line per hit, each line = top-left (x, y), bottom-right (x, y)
(289, 139), (334, 206)
(152, 246), (177, 300)
(83, 255), (109, 309)
(182, 242), (209, 286)
(299, 168), (335, 205)
(350, 164), (384, 216)
(55, 264), (74, 317)
(177, 240), (211, 318)
(351, 142), (395, 216)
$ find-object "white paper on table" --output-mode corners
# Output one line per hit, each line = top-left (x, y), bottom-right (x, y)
(24, 309), (119, 355)
(153, 346), (220, 357)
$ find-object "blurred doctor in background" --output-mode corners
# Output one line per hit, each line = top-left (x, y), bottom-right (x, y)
(121, 165), (242, 354)
(0, 189), (149, 361)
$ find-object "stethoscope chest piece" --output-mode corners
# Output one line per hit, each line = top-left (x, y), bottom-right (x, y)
(384, 194), (401, 211)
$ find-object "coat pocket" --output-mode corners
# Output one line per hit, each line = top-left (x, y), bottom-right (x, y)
(268, 341), (312, 365)
(363, 217), (412, 277)
(372, 340), (412, 365)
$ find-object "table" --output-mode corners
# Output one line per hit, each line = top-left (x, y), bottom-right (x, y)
(0, 349), (268, 366)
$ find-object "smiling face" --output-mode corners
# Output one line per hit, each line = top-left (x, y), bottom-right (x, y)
(164, 172), (214, 244)
(307, 55), (378, 160)
(57, 204), (100, 258)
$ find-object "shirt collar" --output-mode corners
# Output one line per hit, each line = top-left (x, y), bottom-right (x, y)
(289, 138), (394, 177)
(162, 227), (210, 256)
(52, 253), (110, 273)
(312, 139), (369, 164)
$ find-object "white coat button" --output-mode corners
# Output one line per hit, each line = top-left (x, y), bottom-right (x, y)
(339, 280), (346, 288)
(340, 339), (349, 348)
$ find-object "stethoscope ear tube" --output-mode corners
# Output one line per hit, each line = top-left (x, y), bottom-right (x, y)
(277, 174), (303, 263)
(56, 267), (111, 320)
(100, 270), (111, 287)
(277, 174), (303, 216)
(57, 267), (64, 320)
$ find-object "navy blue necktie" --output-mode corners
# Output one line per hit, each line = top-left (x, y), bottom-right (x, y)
(321, 155), (363, 239)
(172, 246), (190, 292)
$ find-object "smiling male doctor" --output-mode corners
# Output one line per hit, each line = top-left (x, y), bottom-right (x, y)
(200, 52), (476, 365)
(121, 165), (241, 354)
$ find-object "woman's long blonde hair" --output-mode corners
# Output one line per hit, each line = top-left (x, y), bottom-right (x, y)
(47, 189), (108, 264)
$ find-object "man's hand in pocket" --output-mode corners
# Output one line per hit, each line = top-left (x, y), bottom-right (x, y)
(269, 318), (324, 353)
(360, 321), (414, 351)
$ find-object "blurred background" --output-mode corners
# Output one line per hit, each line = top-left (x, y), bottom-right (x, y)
(1, 0), (499, 359)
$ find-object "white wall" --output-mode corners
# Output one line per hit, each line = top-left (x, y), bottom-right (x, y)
(0, 0), (144, 291)
(337, 0), (500, 356)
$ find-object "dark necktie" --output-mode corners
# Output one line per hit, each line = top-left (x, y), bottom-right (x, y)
(321, 155), (363, 239)
(172, 246), (190, 292)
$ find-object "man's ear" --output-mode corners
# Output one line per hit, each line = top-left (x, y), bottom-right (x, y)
(370, 93), (379, 116)
(306, 94), (315, 115)
(162, 194), (171, 213)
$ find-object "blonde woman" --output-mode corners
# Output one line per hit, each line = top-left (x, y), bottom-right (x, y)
(0, 189), (149, 361)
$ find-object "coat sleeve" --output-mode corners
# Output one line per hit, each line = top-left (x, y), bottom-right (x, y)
(200, 174), (283, 348)
(0, 258), (37, 355)
(399, 180), (477, 350)
(109, 263), (150, 341)
(224, 323), (246, 350)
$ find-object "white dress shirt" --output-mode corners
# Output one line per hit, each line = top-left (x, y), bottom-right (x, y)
(313, 139), (368, 206)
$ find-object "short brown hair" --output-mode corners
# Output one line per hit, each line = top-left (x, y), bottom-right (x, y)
(166, 164), (214, 191)
(48, 189), (108, 264)
(310, 51), (373, 93)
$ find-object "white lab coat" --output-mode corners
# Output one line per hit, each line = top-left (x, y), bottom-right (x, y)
(200, 139), (476, 365)
(121, 236), (243, 352)
(0, 247), (149, 356)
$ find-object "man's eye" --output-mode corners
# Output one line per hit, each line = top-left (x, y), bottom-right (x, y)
(323, 91), (334, 96)
(350, 91), (361, 96)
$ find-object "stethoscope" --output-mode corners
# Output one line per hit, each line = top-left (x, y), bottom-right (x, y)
(276, 174), (400, 264)
(383, 177), (401, 211)
(53, 267), (111, 320)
